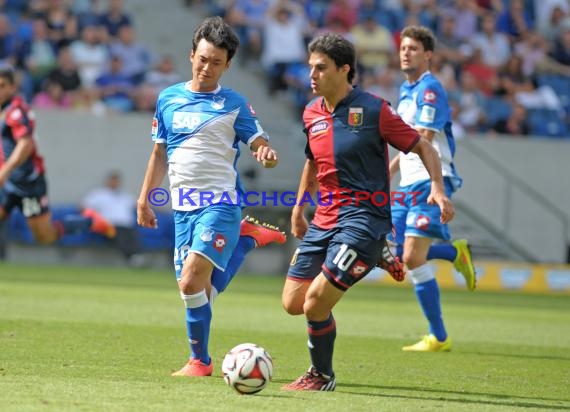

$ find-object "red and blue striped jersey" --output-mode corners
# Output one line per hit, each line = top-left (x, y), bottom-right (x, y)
(1, 96), (45, 188)
(303, 87), (419, 238)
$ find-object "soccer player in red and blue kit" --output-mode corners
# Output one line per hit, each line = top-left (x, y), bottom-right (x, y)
(281, 33), (455, 391)
(0, 66), (116, 245)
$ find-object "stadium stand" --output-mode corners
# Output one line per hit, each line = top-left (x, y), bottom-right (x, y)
(2, 0), (569, 266)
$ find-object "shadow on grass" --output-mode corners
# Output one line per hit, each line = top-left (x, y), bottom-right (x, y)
(461, 350), (570, 362)
(271, 377), (569, 409)
(334, 382), (570, 409)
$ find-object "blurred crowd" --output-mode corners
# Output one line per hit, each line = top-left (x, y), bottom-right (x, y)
(198, 0), (570, 138)
(2, 0), (181, 115)
(4, 0), (569, 136)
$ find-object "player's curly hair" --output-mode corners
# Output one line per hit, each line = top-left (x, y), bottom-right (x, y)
(401, 26), (436, 52)
(192, 16), (240, 62)
(308, 33), (356, 84)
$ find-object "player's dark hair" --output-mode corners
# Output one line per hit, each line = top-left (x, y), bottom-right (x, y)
(401, 25), (436, 52)
(0, 66), (16, 84)
(308, 33), (356, 84)
(192, 16), (240, 62)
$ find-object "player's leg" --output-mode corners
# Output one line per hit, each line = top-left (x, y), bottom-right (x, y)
(282, 224), (329, 316)
(14, 187), (59, 244)
(26, 208), (116, 244)
(174, 252), (216, 377)
(81, 208), (116, 238)
(426, 241), (476, 291)
(27, 212), (59, 244)
(401, 180), (453, 351)
(426, 178), (475, 290)
(172, 204), (241, 377)
(282, 273), (342, 392)
(284, 230), (383, 391)
(210, 215), (286, 300)
(20, 177), (115, 243)
(402, 235), (451, 350)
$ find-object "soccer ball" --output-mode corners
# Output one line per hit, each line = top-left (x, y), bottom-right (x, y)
(221, 343), (273, 394)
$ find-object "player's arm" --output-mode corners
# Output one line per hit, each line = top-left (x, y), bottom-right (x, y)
(415, 127), (436, 142)
(250, 136), (278, 168)
(389, 153), (400, 181)
(409, 138), (454, 223)
(0, 135), (34, 186)
(291, 159), (318, 239)
(137, 142), (167, 228)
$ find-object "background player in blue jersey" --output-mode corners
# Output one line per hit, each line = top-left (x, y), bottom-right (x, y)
(388, 26), (476, 353)
(281, 33), (454, 391)
(0, 67), (116, 247)
(136, 16), (285, 378)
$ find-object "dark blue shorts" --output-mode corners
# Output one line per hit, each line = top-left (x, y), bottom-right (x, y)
(287, 223), (385, 291)
(0, 176), (49, 218)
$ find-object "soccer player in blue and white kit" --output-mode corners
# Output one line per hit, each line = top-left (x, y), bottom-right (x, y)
(388, 26), (476, 352)
(136, 17), (285, 377)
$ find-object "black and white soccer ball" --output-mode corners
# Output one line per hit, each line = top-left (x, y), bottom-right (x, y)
(221, 343), (273, 394)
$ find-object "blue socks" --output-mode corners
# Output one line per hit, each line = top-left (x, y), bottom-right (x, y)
(307, 314), (336, 377)
(394, 244), (457, 263)
(408, 265), (447, 342)
(182, 291), (212, 364)
(180, 236), (256, 364)
(211, 236), (255, 294)
(427, 244), (457, 262)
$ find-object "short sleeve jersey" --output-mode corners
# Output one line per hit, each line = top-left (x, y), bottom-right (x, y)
(303, 87), (419, 238)
(397, 71), (460, 187)
(152, 82), (268, 211)
(1, 95), (45, 194)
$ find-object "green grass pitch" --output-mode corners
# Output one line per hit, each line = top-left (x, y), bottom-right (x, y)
(1, 263), (569, 411)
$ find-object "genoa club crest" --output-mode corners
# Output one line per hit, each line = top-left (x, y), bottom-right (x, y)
(348, 107), (363, 127)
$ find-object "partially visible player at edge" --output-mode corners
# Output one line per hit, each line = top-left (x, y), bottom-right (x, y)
(136, 16), (286, 378)
(0, 66), (116, 244)
(386, 25), (476, 353)
(281, 32), (454, 391)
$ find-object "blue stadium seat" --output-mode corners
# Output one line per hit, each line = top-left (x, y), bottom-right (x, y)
(527, 109), (568, 138)
(138, 210), (175, 251)
(484, 97), (512, 127)
(7, 209), (34, 243)
(7, 205), (175, 250)
(536, 74), (570, 116)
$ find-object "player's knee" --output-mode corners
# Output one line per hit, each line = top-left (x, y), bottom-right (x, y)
(282, 294), (304, 315)
(303, 297), (328, 320)
(402, 249), (426, 268)
(407, 263), (435, 284)
(179, 260), (211, 294)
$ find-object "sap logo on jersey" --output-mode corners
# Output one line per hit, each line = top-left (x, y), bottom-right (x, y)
(172, 111), (209, 133)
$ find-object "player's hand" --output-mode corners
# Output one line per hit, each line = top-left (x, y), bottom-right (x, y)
(427, 188), (454, 223)
(290, 207), (308, 239)
(253, 145), (278, 168)
(137, 202), (158, 229)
